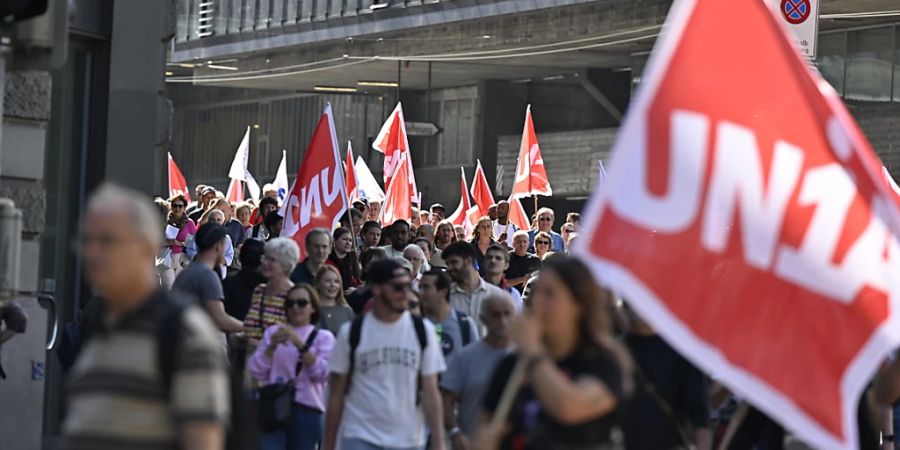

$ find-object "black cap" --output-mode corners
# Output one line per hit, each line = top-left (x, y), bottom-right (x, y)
(196, 223), (228, 252)
(366, 258), (409, 285)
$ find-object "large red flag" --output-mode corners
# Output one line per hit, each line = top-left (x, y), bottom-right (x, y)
(511, 105), (552, 199)
(280, 104), (349, 259)
(167, 153), (190, 201)
(575, 0), (900, 449)
(447, 167), (472, 227)
(470, 159), (496, 216)
(372, 102), (418, 205)
(346, 142), (359, 202)
(379, 152), (412, 227)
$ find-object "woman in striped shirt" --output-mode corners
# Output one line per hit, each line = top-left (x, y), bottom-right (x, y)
(243, 238), (299, 348)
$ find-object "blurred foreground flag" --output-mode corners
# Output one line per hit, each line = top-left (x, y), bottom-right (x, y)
(574, 0), (900, 449)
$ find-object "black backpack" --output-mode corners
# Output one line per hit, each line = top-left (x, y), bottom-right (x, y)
(156, 300), (250, 450)
(455, 310), (472, 347)
(347, 313), (428, 404)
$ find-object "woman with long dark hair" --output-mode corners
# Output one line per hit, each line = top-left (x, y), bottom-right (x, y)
(327, 227), (361, 291)
(474, 257), (633, 450)
(471, 217), (498, 274)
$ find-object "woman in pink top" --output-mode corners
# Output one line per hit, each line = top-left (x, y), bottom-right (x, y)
(249, 284), (335, 450)
(160, 194), (196, 289)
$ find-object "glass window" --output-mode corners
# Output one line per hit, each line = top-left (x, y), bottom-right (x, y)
(816, 32), (846, 96)
(845, 27), (894, 102)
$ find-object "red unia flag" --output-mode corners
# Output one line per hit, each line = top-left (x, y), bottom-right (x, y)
(379, 152), (412, 227)
(575, 0), (900, 449)
(471, 160), (496, 216)
(511, 105), (552, 199)
(372, 102), (418, 205)
(279, 104), (349, 258)
(167, 153), (190, 201)
(346, 142), (359, 202)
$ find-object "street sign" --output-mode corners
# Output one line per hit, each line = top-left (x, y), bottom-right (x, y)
(770, 0), (819, 58)
(405, 121), (441, 137)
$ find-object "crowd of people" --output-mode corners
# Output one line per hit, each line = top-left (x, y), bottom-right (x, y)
(56, 182), (899, 450)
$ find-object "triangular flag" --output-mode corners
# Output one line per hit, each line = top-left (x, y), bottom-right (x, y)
(598, 160), (609, 187)
(379, 152), (412, 227)
(511, 105), (552, 199)
(272, 150), (290, 206)
(447, 167), (473, 226)
(471, 159), (496, 216)
(372, 102), (418, 205)
(355, 156), (386, 202)
(167, 153), (190, 201)
(346, 142), (359, 202)
(883, 166), (900, 200)
(507, 196), (530, 231)
(279, 104), (349, 259)
(228, 126), (261, 202)
(574, 0), (900, 448)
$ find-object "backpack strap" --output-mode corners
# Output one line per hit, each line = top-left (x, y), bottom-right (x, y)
(411, 314), (427, 405)
(456, 310), (471, 347)
(345, 315), (365, 393)
(294, 327), (319, 378)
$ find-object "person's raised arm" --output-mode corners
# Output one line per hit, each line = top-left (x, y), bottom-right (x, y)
(204, 300), (245, 333)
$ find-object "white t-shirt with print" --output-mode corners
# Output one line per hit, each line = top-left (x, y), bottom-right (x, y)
(329, 311), (446, 448)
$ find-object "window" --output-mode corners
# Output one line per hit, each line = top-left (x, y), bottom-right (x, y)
(845, 27), (894, 102)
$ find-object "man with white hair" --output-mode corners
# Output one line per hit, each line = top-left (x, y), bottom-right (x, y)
(62, 184), (229, 450)
(403, 244), (429, 277)
(528, 207), (565, 252)
(441, 294), (515, 449)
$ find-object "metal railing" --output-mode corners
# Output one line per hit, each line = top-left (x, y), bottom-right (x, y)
(175, 0), (450, 44)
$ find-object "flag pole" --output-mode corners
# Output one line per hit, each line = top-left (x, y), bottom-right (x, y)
(533, 195), (538, 219)
(339, 140), (359, 255)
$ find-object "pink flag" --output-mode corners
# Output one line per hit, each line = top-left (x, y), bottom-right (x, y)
(447, 167), (473, 226)
(507, 196), (530, 231)
(225, 178), (243, 203)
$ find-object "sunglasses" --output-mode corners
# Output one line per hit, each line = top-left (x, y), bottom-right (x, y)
(389, 281), (412, 292)
(285, 299), (310, 309)
(171, 203), (186, 209)
(536, 240), (551, 245)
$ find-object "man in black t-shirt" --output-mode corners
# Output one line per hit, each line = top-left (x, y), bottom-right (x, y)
(505, 230), (541, 293)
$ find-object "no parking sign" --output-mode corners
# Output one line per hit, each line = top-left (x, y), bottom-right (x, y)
(771, 0), (819, 58)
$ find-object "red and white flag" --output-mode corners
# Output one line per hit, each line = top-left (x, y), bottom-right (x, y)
(167, 153), (190, 201)
(448, 167), (473, 227)
(883, 166), (900, 201)
(507, 196), (530, 231)
(372, 102), (418, 205)
(228, 126), (261, 202)
(576, 1), (900, 449)
(511, 105), (552, 199)
(279, 104), (349, 259)
(379, 152), (412, 227)
(346, 142), (359, 202)
(471, 159), (496, 216)
(225, 178), (243, 203)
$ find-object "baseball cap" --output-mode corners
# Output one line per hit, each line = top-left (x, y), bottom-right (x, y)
(367, 258), (409, 285)
(201, 186), (217, 196)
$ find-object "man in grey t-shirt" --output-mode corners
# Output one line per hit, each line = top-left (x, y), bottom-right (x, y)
(173, 223), (244, 347)
(420, 270), (479, 369)
(440, 294), (516, 448)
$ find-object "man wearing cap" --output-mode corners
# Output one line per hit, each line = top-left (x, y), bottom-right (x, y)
(324, 258), (447, 450)
(174, 223), (245, 349)
(188, 186), (218, 222)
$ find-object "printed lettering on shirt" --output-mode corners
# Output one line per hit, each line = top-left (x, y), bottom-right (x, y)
(357, 346), (419, 373)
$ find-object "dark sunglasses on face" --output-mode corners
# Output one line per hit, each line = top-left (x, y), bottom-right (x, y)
(172, 204), (186, 209)
(285, 299), (310, 309)
(536, 240), (550, 245)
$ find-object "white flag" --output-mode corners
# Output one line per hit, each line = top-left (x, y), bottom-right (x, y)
(272, 150), (289, 206)
(355, 156), (386, 202)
